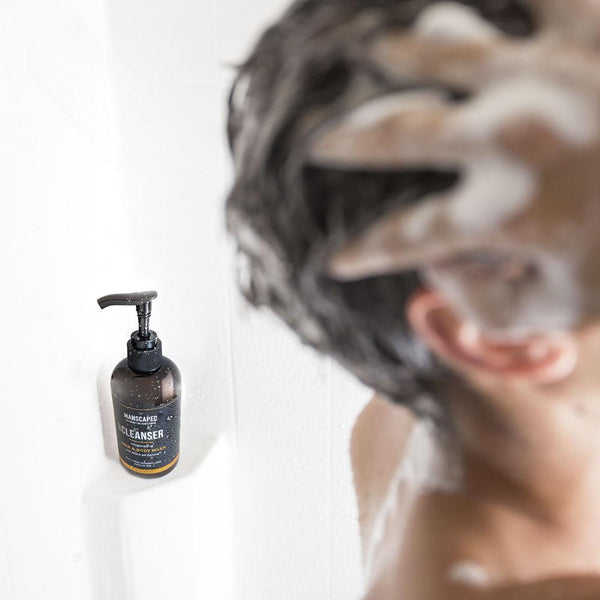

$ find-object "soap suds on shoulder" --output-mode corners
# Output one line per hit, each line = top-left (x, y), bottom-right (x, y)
(447, 560), (491, 587)
(363, 415), (463, 584)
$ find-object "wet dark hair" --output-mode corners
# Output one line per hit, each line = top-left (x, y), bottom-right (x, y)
(225, 0), (536, 422)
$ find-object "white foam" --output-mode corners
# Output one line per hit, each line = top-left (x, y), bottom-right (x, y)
(447, 560), (490, 587)
(451, 152), (537, 231)
(414, 2), (502, 43)
(452, 77), (599, 147)
(403, 151), (536, 239)
(363, 418), (463, 582)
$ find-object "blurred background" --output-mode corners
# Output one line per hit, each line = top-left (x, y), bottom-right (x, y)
(0, 1), (370, 598)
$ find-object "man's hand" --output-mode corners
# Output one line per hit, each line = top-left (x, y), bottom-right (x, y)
(308, 1), (600, 338)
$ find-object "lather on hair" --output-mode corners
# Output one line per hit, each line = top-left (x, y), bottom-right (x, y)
(224, 0), (578, 421)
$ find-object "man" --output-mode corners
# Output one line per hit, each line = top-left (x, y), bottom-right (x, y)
(227, 0), (600, 596)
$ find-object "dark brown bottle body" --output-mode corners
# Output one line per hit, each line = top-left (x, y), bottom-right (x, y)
(111, 356), (182, 478)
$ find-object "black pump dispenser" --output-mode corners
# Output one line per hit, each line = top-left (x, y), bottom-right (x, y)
(97, 289), (182, 477)
(97, 290), (163, 373)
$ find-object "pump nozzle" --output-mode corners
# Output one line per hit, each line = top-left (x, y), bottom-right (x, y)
(97, 290), (163, 373)
(97, 290), (157, 339)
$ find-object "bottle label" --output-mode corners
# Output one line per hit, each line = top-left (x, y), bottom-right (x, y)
(113, 396), (181, 475)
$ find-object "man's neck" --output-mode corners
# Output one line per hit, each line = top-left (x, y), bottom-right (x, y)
(450, 384), (600, 535)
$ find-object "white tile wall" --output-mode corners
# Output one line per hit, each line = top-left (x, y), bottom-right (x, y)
(1, 1), (370, 598)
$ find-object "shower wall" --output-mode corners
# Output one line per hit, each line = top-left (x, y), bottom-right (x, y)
(1, 1), (368, 598)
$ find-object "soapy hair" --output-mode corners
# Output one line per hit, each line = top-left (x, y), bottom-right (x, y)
(225, 0), (536, 422)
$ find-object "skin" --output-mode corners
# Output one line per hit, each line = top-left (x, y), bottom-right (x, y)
(351, 288), (600, 599)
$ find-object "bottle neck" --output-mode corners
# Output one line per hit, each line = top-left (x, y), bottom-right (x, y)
(127, 333), (162, 373)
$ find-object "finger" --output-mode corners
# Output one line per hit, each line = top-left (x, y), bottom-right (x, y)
(308, 91), (470, 169)
(326, 153), (536, 280)
(369, 32), (499, 92)
(367, 2), (519, 91)
(369, 29), (600, 95)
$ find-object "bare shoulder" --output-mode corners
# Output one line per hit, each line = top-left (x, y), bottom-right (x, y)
(350, 393), (416, 551)
(350, 393), (416, 504)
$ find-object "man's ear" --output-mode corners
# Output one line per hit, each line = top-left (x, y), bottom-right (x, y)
(406, 288), (578, 385)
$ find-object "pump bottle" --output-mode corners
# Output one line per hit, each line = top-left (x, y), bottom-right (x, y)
(97, 290), (181, 477)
